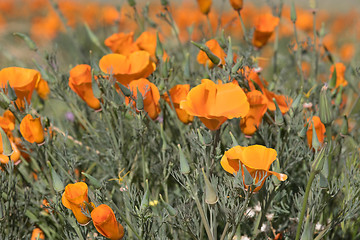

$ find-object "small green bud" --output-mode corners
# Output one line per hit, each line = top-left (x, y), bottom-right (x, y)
(242, 164), (254, 186)
(127, 0), (136, 7)
(47, 162), (64, 192)
(335, 85), (343, 106)
(159, 194), (177, 216)
(155, 32), (164, 60)
(13, 32), (38, 51)
(319, 172), (328, 189)
(225, 37), (233, 66)
(319, 85), (334, 125)
(329, 66), (337, 89)
(201, 168), (218, 205)
(0, 92), (11, 109)
(140, 180), (149, 211)
(231, 59), (242, 74)
(91, 75), (101, 99)
(161, 0), (169, 7)
(82, 172), (102, 189)
(311, 144), (326, 172)
(0, 128), (13, 157)
(136, 88), (144, 111)
(178, 144), (190, 174)
(191, 41), (220, 66)
(6, 82), (17, 101)
(117, 83), (131, 97)
(273, 98), (284, 126)
(340, 115), (348, 136)
(311, 121), (321, 150)
(290, 1), (297, 23)
(229, 131), (239, 147)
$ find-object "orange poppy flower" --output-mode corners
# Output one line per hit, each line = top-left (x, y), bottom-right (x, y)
(240, 90), (268, 136)
(0, 136), (20, 164)
(329, 63), (348, 89)
(35, 78), (50, 100)
(31, 228), (45, 240)
(134, 31), (157, 59)
(229, 0), (243, 11)
(180, 79), (249, 130)
(0, 110), (15, 133)
(197, 39), (226, 68)
(163, 84), (194, 124)
(252, 13), (279, 48)
(99, 51), (156, 86)
(196, 0), (212, 15)
(91, 204), (125, 240)
(69, 64), (101, 110)
(0, 67), (40, 109)
(125, 78), (161, 120)
(339, 43), (355, 62)
(306, 116), (326, 149)
(20, 114), (45, 145)
(61, 182), (92, 225)
(220, 145), (287, 192)
(104, 32), (138, 55)
(243, 67), (292, 113)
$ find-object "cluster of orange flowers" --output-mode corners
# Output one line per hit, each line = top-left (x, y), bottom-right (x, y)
(61, 182), (124, 240)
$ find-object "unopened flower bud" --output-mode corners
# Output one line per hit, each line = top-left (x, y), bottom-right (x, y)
(319, 85), (334, 125)
(202, 168), (218, 204)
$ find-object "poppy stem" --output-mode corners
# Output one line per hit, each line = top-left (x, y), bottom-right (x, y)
(229, 190), (253, 239)
(293, 21), (304, 90)
(186, 175), (214, 240)
(237, 10), (248, 43)
(220, 222), (230, 240)
(295, 170), (316, 240)
(206, 14), (214, 38)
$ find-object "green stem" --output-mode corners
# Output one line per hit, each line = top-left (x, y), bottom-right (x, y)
(186, 176), (214, 240)
(295, 170), (317, 240)
(206, 14), (214, 38)
(229, 191), (252, 239)
(237, 11), (248, 43)
(141, 143), (146, 187)
(220, 222), (230, 240)
(293, 21), (304, 89)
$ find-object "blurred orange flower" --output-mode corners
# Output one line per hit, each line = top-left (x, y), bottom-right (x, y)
(180, 79), (249, 130)
(126, 78), (161, 120)
(240, 90), (268, 136)
(31, 228), (45, 240)
(0, 110), (15, 134)
(329, 63), (348, 88)
(62, 182), (92, 225)
(104, 32), (138, 55)
(306, 116), (326, 149)
(20, 114), (45, 145)
(0, 136), (20, 164)
(229, 0), (243, 11)
(99, 51), (156, 86)
(197, 39), (226, 68)
(0, 67), (40, 109)
(197, 0), (212, 15)
(163, 84), (194, 124)
(253, 13), (279, 48)
(35, 78), (50, 100)
(221, 145), (287, 192)
(69, 64), (101, 110)
(91, 204), (125, 240)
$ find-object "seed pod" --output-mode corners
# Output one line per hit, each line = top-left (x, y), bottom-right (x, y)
(178, 144), (190, 174)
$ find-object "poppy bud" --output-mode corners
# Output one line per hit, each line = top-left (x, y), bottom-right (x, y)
(196, 0), (212, 15)
(140, 179), (149, 211)
(229, 0), (243, 11)
(127, 0), (136, 7)
(31, 228), (45, 240)
(202, 168), (218, 205)
(20, 114), (45, 145)
(69, 64), (101, 110)
(340, 115), (348, 136)
(47, 161), (64, 192)
(319, 85), (333, 125)
(159, 194), (177, 217)
(0, 128), (12, 156)
(91, 204), (125, 240)
(62, 182), (92, 225)
(178, 144), (190, 174)
(290, 1), (297, 23)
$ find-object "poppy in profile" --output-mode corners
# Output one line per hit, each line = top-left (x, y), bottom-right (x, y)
(197, 39), (226, 68)
(91, 204), (125, 240)
(180, 79), (249, 130)
(20, 114), (45, 145)
(306, 116), (326, 149)
(125, 78), (161, 120)
(69, 64), (101, 110)
(252, 13), (279, 48)
(163, 84), (194, 124)
(99, 51), (155, 86)
(220, 145), (287, 192)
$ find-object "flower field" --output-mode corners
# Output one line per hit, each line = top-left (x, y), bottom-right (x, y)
(0, 0), (360, 239)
